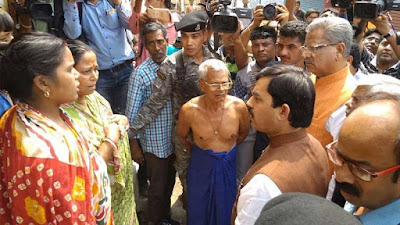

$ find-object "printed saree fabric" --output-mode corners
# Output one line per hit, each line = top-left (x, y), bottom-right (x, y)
(0, 103), (113, 225)
(62, 91), (138, 225)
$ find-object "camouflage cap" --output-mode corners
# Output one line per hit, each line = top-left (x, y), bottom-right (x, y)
(175, 10), (208, 32)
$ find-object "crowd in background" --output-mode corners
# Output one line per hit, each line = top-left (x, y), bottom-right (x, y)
(0, 0), (400, 224)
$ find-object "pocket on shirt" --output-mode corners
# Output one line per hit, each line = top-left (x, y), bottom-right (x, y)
(175, 74), (202, 102)
(104, 11), (120, 29)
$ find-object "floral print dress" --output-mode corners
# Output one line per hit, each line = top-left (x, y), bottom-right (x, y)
(62, 92), (138, 225)
(0, 103), (113, 225)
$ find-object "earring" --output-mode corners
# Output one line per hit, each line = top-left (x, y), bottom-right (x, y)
(44, 91), (50, 98)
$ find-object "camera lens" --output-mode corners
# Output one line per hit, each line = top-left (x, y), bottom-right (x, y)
(263, 4), (278, 19)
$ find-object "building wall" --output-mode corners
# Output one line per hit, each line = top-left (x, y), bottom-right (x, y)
(300, 0), (324, 12)
(390, 11), (400, 30)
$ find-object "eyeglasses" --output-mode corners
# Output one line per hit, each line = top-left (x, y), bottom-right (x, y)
(300, 43), (338, 53)
(326, 141), (400, 182)
(203, 80), (233, 91)
(365, 36), (382, 44)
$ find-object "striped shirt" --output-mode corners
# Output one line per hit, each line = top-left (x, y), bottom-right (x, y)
(126, 58), (173, 158)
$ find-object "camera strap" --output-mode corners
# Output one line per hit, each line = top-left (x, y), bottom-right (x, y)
(175, 50), (185, 80)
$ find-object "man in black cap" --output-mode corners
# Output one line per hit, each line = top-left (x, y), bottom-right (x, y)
(128, 10), (219, 210)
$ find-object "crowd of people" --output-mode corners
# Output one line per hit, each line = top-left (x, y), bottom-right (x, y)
(0, 0), (400, 224)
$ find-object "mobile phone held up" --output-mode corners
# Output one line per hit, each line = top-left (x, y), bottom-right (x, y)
(147, 7), (171, 23)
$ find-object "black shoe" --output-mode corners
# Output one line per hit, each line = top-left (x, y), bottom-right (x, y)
(159, 219), (180, 225)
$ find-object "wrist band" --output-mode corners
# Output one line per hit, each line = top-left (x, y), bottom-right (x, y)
(383, 29), (395, 39)
(103, 138), (119, 151)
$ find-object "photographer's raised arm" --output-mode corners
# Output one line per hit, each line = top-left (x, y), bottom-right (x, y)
(63, 0), (82, 39)
(240, 5), (263, 52)
(372, 13), (400, 60)
(354, 20), (368, 47)
(233, 21), (250, 70)
(275, 3), (293, 26)
(285, 0), (296, 21)
(133, 0), (143, 13)
(115, 0), (132, 29)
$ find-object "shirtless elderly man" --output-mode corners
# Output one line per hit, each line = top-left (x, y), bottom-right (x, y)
(178, 59), (250, 225)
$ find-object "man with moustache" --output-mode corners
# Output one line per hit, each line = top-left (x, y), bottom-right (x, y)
(232, 65), (330, 225)
(303, 17), (356, 148)
(127, 10), (219, 208)
(326, 74), (400, 206)
(232, 25), (278, 181)
(126, 22), (177, 225)
(329, 99), (400, 225)
(178, 59), (249, 225)
(276, 21), (307, 70)
(234, 25), (277, 101)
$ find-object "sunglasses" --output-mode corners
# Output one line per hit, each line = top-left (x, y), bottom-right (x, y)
(326, 141), (400, 182)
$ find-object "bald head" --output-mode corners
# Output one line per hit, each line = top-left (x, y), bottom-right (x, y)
(341, 100), (400, 148)
(336, 99), (400, 210)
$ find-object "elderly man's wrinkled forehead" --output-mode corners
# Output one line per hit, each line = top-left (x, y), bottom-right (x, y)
(346, 75), (400, 116)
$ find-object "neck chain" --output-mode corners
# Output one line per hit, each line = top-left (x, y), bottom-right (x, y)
(205, 104), (225, 135)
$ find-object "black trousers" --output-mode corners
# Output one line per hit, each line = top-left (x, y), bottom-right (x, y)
(144, 152), (176, 224)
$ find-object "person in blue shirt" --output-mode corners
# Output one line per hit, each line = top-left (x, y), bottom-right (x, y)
(63, 0), (134, 114)
(126, 22), (176, 225)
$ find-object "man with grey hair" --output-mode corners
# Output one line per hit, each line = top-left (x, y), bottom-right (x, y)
(303, 17), (357, 149)
(346, 74), (400, 116)
(177, 59), (249, 225)
(326, 74), (400, 142)
(326, 74), (400, 206)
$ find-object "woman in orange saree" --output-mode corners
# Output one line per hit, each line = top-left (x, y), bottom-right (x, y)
(0, 33), (113, 225)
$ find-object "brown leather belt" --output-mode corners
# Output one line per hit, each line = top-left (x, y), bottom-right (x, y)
(100, 59), (134, 73)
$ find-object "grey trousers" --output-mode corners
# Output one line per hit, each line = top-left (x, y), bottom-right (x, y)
(236, 127), (257, 185)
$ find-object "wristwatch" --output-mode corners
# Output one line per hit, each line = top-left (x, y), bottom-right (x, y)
(383, 29), (395, 39)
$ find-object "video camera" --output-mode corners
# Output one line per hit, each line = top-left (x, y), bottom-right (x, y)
(209, 0), (239, 33)
(331, 0), (400, 20)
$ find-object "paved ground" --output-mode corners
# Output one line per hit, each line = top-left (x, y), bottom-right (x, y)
(170, 176), (187, 225)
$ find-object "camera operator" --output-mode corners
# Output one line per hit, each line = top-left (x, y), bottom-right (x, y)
(217, 21), (250, 77)
(240, 3), (292, 55)
(359, 14), (400, 80)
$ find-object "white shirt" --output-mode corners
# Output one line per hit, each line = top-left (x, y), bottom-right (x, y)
(235, 174), (282, 225)
(325, 104), (348, 141)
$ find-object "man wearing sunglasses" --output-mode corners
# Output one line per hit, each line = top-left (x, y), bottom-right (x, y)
(329, 98), (400, 225)
(177, 59), (249, 225)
